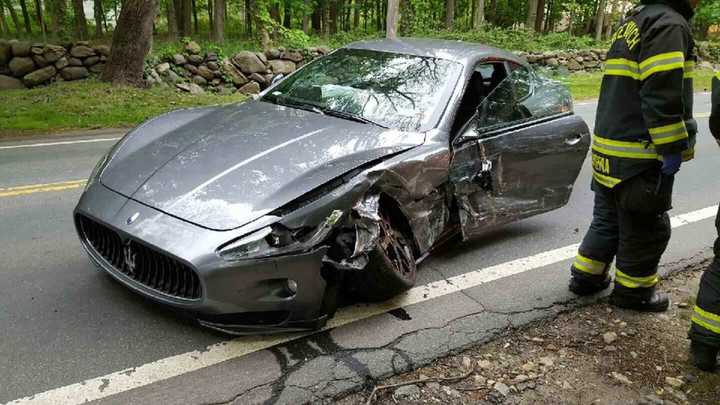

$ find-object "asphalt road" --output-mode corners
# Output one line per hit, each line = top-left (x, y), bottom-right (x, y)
(1, 95), (718, 404)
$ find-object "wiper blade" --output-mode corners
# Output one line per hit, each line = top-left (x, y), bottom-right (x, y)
(318, 108), (387, 128)
(265, 94), (324, 115)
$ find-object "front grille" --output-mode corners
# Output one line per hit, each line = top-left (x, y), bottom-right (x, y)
(78, 215), (202, 300)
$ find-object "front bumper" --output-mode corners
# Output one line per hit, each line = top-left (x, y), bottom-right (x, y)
(74, 183), (330, 334)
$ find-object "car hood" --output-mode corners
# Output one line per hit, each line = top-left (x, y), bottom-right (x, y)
(101, 101), (425, 231)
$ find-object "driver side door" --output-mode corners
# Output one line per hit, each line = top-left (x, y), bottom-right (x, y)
(449, 66), (590, 239)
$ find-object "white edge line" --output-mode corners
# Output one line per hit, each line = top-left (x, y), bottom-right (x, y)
(7, 204), (718, 405)
(0, 138), (121, 151)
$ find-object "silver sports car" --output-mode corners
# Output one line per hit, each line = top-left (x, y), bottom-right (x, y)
(74, 38), (590, 334)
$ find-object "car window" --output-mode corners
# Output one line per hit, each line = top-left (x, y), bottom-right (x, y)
(450, 62), (508, 136)
(262, 49), (462, 131)
(511, 66), (533, 101)
(466, 67), (572, 137)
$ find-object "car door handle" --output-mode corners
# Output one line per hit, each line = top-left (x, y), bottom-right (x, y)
(564, 134), (583, 146)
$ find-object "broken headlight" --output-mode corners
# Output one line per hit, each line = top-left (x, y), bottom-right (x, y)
(218, 210), (344, 261)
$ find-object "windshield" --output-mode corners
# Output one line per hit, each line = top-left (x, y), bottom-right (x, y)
(262, 49), (462, 131)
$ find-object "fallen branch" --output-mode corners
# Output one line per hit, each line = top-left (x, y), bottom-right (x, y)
(364, 368), (474, 405)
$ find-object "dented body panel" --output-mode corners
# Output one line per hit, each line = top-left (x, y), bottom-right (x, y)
(74, 38), (590, 333)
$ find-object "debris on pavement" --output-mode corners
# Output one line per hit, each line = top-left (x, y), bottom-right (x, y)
(339, 264), (720, 404)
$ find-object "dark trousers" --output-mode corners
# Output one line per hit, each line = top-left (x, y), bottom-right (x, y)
(571, 178), (672, 297)
(689, 206), (720, 347)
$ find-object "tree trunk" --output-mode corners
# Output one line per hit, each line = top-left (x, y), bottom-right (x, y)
(385, 0), (398, 39)
(93, 0), (104, 36)
(0, 4), (7, 35)
(19, 0), (32, 33)
(211, 0), (224, 43)
(244, 0), (252, 35)
(283, 0), (290, 28)
(249, 0), (269, 50)
(534, 0), (544, 32)
(34, 0), (45, 36)
(472, 0), (484, 28)
(180, 0), (192, 37)
(102, 0), (157, 86)
(191, 0), (198, 33)
(4, 0), (20, 33)
(302, 14), (309, 32)
(594, 0), (605, 41)
(445, 0), (454, 30)
(329, 0), (337, 34)
(71, 0), (88, 39)
(167, 0), (178, 40)
(353, 0), (360, 29)
(526, 0), (537, 31)
(605, 0), (615, 38)
(311, 2), (320, 33)
(374, 0), (380, 31)
(325, 0), (332, 37)
(208, 0), (213, 32)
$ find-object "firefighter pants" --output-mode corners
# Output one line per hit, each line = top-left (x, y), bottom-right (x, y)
(689, 205), (720, 348)
(571, 176), (672, 298)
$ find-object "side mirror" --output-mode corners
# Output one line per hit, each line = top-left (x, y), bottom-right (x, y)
(271, 74), (285, 86)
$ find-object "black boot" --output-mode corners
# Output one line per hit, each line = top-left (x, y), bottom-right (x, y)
(569, 276), (611, 296)
(609, 289), (670, 312)
(690, 340), (719, 372)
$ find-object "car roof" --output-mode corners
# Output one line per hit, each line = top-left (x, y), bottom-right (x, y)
(344, 38), (525, 68)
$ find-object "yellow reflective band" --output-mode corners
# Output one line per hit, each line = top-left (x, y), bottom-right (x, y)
(639, 51), (685, 69)
(639, 51), (685, 80)
(648, 121), (688, 145)
(593, 171), (622, 188)
(573, 254), (607, 275)
(615, 269), (659, 289)
(692, 306), (720, 334)
(593, 135), (651, 149)
(684, 61), (695, 78)
(605, 69), (640, 79)
(607, 58), (639, 68)
(592, 136), (659, 160)
(715, 71), (720, 80)
(604, 58), (641, 79)
(592, 144), (659, 160)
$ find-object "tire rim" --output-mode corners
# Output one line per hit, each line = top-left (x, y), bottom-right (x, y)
(378, 215), (415, 279)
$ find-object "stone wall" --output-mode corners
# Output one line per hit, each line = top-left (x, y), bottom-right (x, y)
(0, 39), (108, 90)
(518, 49), (607, 73)
(145, 41), (330, 95)
(519, 47), (717, 73)
(2, 38), (717, 93)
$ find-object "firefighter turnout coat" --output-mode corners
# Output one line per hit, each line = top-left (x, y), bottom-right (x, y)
(592, 0), (696, 189)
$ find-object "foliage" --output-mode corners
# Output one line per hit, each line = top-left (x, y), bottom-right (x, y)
(410, 26), (607, 51)
(694, 0), (720, 39)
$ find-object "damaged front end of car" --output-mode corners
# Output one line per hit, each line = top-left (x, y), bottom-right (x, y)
(202, 142), (453, 334)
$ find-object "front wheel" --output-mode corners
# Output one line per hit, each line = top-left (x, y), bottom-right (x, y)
(348, 211), (417, 302)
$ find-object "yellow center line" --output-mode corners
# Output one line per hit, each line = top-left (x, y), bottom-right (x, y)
(0, 179), (87, 197)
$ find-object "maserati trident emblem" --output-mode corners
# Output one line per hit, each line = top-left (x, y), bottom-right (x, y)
(123, 240), (137, 275)
(126, 212), (140, 225)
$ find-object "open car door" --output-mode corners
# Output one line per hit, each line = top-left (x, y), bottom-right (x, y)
(450, 66), (591, 240)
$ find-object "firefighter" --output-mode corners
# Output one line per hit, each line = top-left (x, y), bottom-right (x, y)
(688, 71), (720, 372)
(568, 0), (699, 312)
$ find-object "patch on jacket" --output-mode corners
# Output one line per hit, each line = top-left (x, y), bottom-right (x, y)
(611, 21), (641, 51)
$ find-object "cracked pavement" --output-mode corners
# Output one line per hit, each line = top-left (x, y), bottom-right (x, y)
(1, 94), (719, 404)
